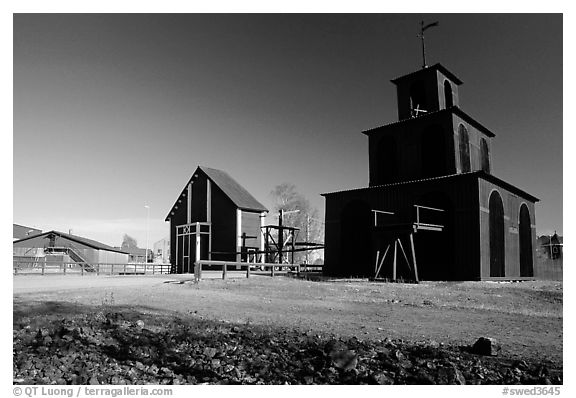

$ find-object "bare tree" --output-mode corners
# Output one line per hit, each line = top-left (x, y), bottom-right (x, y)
(121, 234), (138, 251)
(270, 183), (324, 263)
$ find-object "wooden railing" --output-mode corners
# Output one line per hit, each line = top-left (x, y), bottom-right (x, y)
(193, 260), (300, 281)
(13, 260), (171, 276)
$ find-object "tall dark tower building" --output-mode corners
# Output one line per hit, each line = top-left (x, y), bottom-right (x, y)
(322, 63), (538, 281)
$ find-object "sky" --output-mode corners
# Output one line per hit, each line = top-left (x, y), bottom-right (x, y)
(12, 13), (563, 248)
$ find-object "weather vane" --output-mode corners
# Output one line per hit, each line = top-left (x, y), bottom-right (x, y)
(418, 20), (439, 69)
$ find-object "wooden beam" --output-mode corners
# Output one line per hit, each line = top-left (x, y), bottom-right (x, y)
(397, 238), (413, 273)
(410, 233), (419, 283)
(392, 240), (397, 281)
(375, 244), (390, 279)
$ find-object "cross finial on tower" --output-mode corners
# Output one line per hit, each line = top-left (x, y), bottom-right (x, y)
(418, 20), (439, 69)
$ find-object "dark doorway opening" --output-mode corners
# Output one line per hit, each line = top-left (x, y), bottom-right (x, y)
(340, 200), (373, 277)
(410, 80), (427, 116)
(519, 204), (534, 277)
(489, 191), (505, 277)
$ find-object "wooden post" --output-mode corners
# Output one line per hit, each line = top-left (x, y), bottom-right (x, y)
(246, 264), (251, 278)
(81, 263), (84, 276)
(410, 233), (419, 283)
(123, 263), (127, 275)
(222, 263), (227, 279)
(63, 263), (66, 275)
(392, 240), (397, 281)
(111, 263), (114, 275)
(375, 244), (390, 279)
(271, 264), (275, 277)
(397, 238), (413, 273)
(96, 263), (100, 276)
(144, 262), (147, 274)
(374, 250), (380, 274)
(152, 264), (156, 275)
(41, 261), (45, 276)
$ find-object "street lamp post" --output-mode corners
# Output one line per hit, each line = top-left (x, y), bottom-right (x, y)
(144, 205), (150, 264)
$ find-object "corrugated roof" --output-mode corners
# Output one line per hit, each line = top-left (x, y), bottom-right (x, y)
(165, 166), (268, 220)
(362, 106), (496, 138)
(13, 230), (128, 254)
(321, 171), (539, 202)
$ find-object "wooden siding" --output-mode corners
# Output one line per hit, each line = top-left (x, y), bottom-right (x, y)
(368, 112), (456, 186)
(478, 178), (537, 279)
(210, 182), (237, 261)
(241, 211), (263, 251)
(324, 175), (480, 280)
(451, 113), (493, 174)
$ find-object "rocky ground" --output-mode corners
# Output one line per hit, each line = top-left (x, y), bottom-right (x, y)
(13, 308), (562, 385)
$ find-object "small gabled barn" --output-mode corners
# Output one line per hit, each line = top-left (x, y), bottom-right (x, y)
(165, 166), (268, 273)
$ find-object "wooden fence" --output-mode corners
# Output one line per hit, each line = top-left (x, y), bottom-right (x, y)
(13, 260), (171, 276)
(194, 260), (300, 281)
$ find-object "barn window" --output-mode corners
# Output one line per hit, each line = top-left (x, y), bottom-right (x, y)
(481, 138), (491, 173)
(376, 136), (398, 184)
(444, 80), (453, 108)
(519, 204), (534, 277)
(489, 191), (505, 277)
(421, 126), (446, 178)
(458, 124), (471, 173)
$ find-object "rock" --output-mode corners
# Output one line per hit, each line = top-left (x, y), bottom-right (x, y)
(470, 337), (501, 356)
(136, 320), (145, 328)
(372, 371), (394, 385)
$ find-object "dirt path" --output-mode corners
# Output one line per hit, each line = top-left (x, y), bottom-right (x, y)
(13, 275), (562, 365)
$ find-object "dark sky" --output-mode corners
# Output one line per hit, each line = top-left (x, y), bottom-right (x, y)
(13, 14), (563, 246)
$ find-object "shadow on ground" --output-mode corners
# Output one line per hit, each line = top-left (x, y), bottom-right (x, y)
(13, 300), (562, 385)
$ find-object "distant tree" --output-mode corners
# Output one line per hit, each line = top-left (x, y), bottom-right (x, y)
(121, 234), (138, 251)
(270, 183), (324, 264)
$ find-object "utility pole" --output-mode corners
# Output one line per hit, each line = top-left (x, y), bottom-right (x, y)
(144, 205), (150, 264)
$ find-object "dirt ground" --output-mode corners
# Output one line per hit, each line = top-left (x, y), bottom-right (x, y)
(13, 273), (563, 366)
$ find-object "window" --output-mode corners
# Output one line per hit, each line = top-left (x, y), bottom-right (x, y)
(444, 80), (453, 108)
(481, 138), (490, 173)
(458, 125), (471, 172)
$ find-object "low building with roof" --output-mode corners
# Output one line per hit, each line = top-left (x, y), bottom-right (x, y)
(13, 230), (129, 267)
(165, 166), (268, 273)
(13, 224), (42, 241)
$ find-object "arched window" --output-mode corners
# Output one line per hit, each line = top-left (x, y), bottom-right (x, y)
(519, 204), (534, 277)
(421, 126), (446, 178)
(481, 138), (491, 173)
(458, 124), (471, 173)
(409, 80), (427, 117)
(489, 191), (505, 277)
(340, 200), (373, 277)
(444, 80), (453, 108)
(376, 136), (398, 184)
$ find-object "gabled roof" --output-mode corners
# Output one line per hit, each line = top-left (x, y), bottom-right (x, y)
(391, 63), (463, 85)
(362, 106), (496, 138)
(321, 171), (539, 202)
(165, 166), (268, 221)
(13, 230), (129, 254)
(13, 224), (42, 240)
